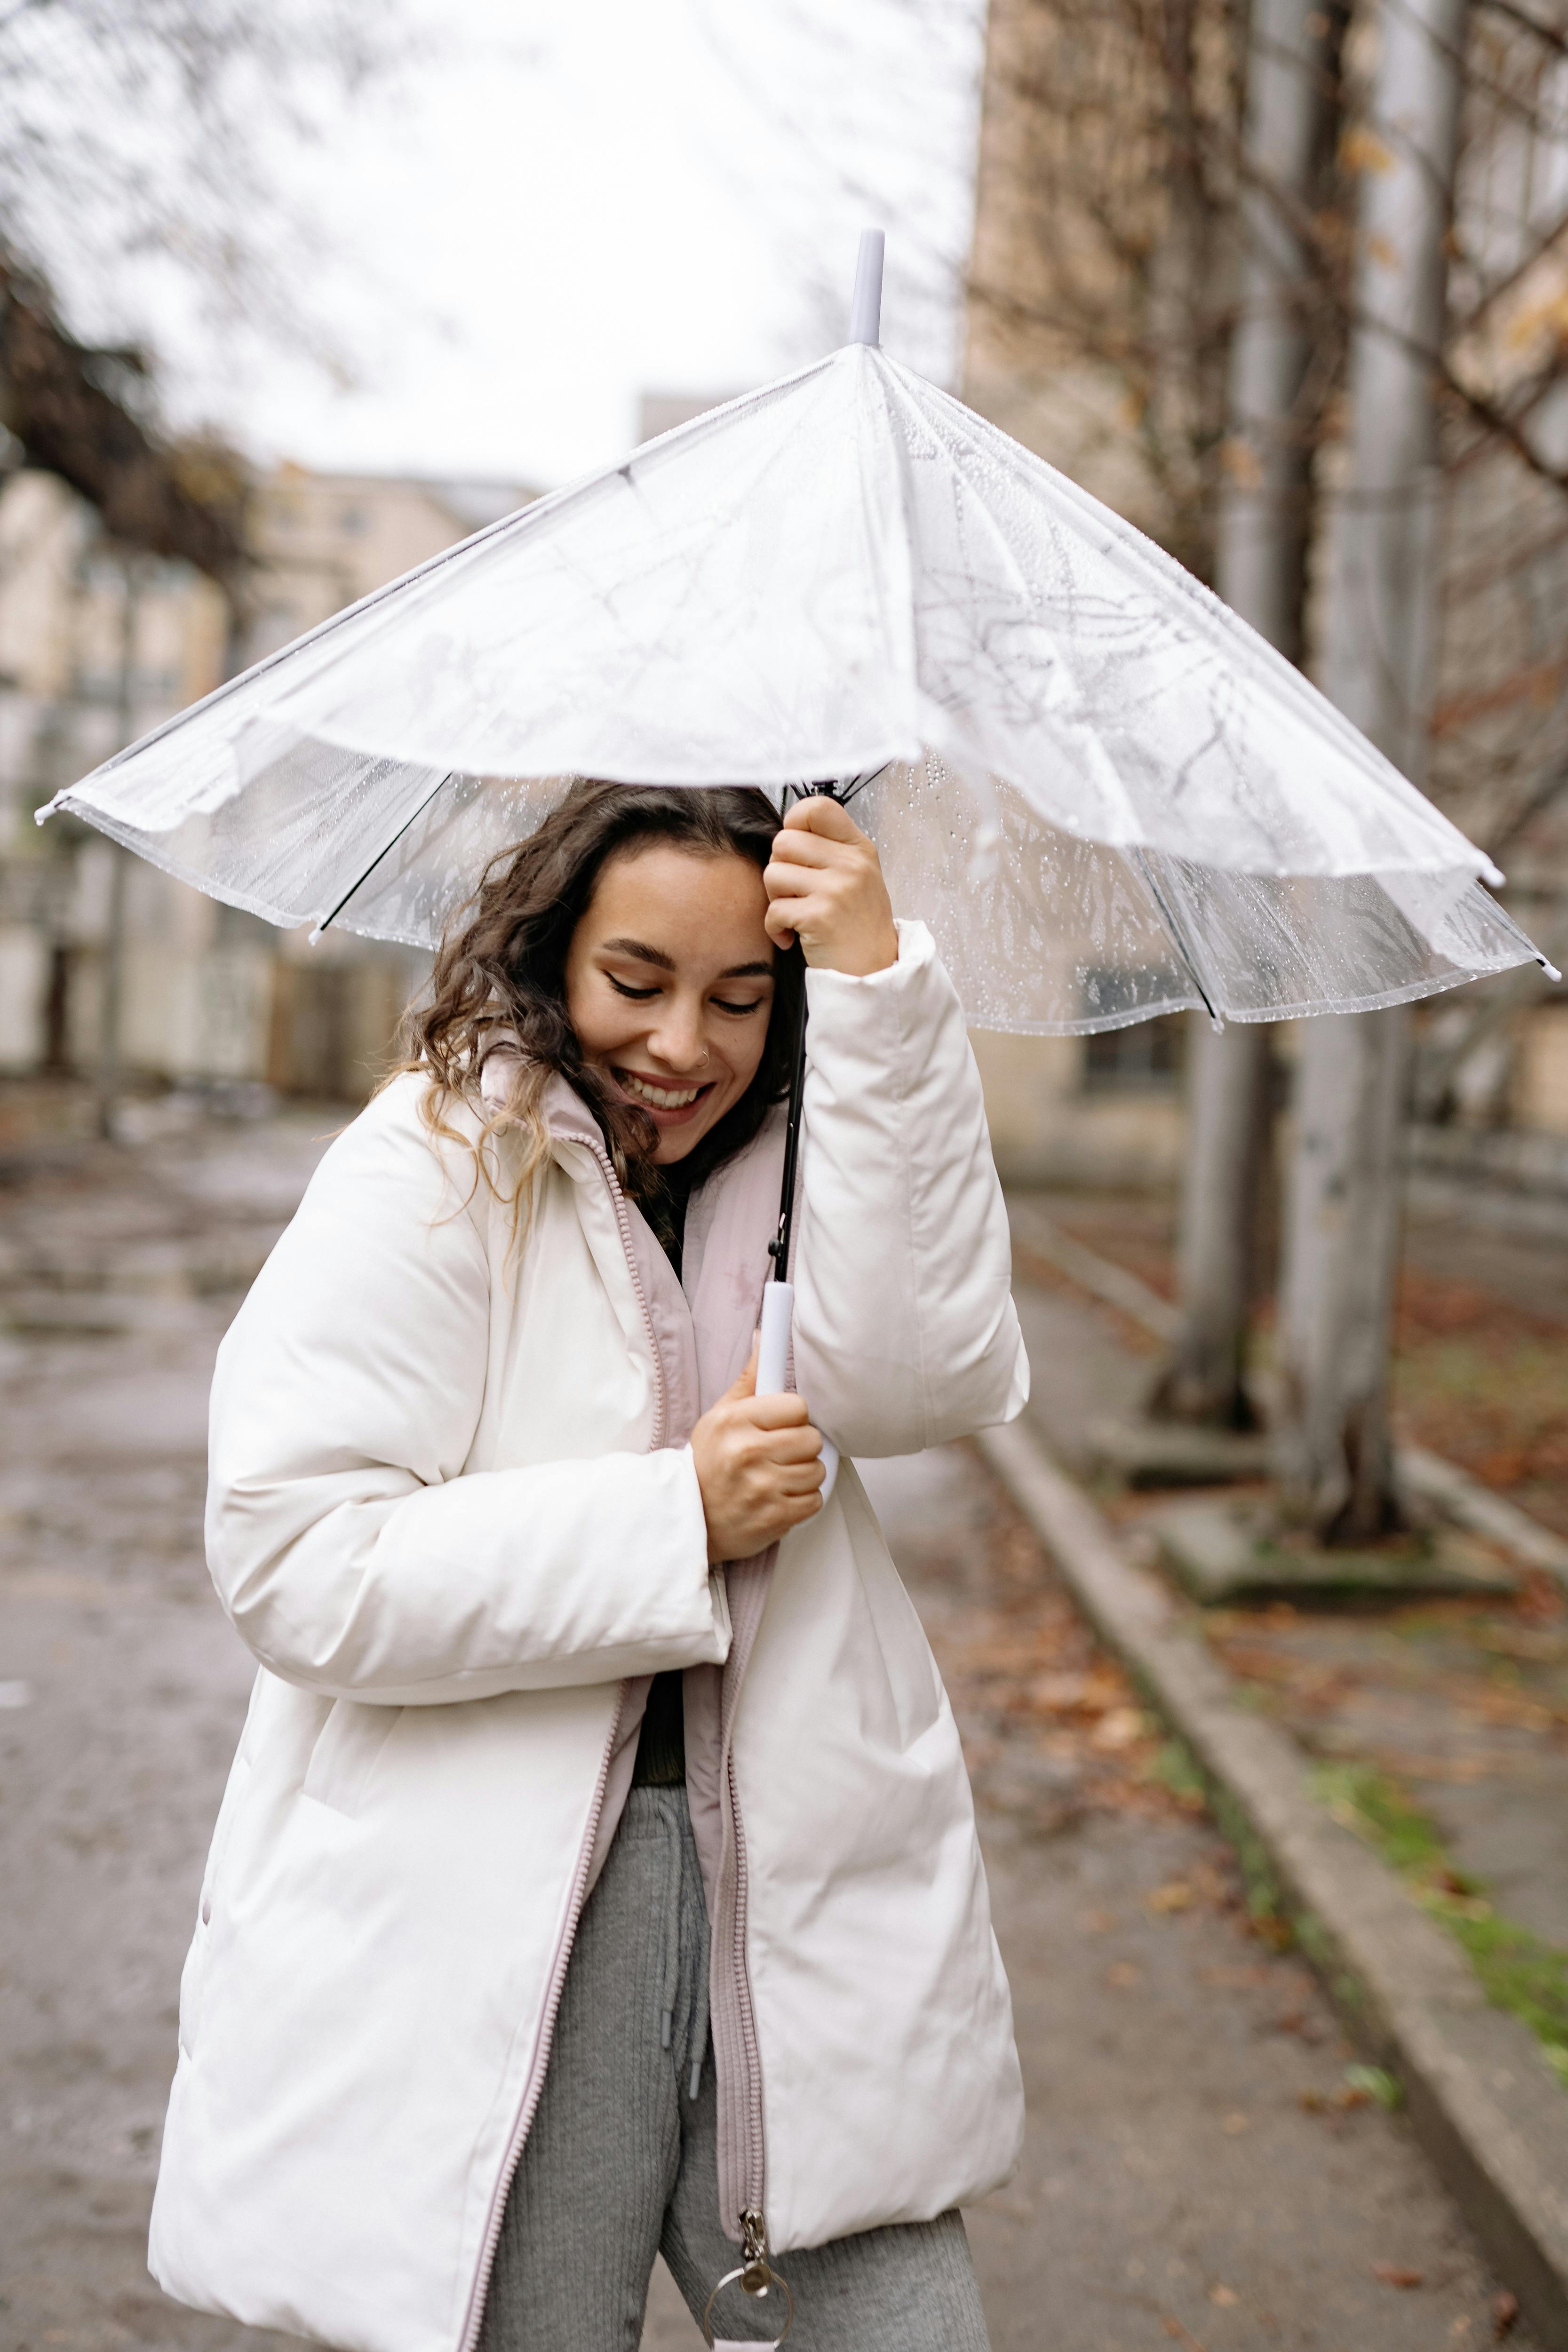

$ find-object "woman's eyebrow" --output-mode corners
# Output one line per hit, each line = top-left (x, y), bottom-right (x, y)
(600, 936), (675, 969)
(599, 939), (774, 982)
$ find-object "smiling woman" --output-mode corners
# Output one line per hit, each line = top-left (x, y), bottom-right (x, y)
(148, 766), (1027, 2352)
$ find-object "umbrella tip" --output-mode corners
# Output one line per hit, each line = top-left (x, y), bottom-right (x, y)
(848, 228), (884, 347)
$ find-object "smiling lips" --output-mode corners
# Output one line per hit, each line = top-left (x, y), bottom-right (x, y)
(613, 1067), (716, 1124)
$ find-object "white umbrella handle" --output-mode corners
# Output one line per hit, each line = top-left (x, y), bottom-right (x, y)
(757, 1280), (839, 1504)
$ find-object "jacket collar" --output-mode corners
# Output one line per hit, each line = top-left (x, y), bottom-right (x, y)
(476, 1036), (605, 1160)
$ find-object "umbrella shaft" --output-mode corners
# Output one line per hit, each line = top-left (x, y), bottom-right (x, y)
(769, 976), (809, 1283)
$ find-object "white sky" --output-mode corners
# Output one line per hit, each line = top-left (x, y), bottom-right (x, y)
(179, 0), (985, 494)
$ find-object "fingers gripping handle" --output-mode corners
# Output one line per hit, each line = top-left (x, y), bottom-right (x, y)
(757, 1281), (839, 1504)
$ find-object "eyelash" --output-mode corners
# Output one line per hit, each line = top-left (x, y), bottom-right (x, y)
(607, 977), (763, 1017)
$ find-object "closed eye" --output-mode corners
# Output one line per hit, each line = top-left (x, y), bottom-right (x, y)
(713, 995), (767, 1016)
(608, 977), (661, 1001)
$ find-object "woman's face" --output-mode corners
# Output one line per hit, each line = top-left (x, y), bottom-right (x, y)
(564, 841), (778, 1166)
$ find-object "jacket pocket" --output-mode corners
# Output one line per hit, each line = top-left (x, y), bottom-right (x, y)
(179, 1732), (258, 2060)
(302, 1699), (404, 1818)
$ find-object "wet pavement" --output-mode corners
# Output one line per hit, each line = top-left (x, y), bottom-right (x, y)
(0, 1102), (1545, 2352)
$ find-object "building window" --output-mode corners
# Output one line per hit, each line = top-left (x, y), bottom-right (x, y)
(1082, 1009), (1186, 1092)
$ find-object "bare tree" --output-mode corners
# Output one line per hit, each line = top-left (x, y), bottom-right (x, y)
(961, 0), (1568, 1483)
(1274, 0), (1471, 1543)
(0, 0), (414, 378)
(965, 0), (1246, 580)
(1150, 0), (1349, 1431)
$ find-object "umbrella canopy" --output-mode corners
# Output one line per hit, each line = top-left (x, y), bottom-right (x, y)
(41, 266), (1554, 1032)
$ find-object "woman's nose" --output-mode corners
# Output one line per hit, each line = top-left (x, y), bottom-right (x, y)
(646, 1001), (708, 1074)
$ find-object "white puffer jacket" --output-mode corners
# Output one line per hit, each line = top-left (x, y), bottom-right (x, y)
(149, 921), (1028, 2352)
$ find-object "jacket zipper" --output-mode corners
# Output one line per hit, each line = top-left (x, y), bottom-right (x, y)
(726, 1741), (766, 2217)
(589, 1133), (772, 2244)
(457, 1139), (667, 2352)
(709, 1554), (774, 2248)
(455, 1688), (624, 2352)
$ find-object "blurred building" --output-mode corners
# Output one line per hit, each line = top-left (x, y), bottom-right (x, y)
(637, 394), (738, 443)
(0, 463), (534, 1101)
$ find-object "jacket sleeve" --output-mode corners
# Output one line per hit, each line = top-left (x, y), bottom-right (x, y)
(789, 920), (1029, 1458)
(204, 1079), (728, 1706)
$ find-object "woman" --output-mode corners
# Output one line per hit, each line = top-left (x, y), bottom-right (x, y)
(149, 780), (1029, 2352)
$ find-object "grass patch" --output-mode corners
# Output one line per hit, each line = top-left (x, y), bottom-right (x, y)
(1313, 1761), (1568, 2086)
(1145, 1737), (1208, 1809)
(1343, 2061), (1402, 2110)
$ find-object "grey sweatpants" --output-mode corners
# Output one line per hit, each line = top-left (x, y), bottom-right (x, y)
(480, 1783), (992, 2352)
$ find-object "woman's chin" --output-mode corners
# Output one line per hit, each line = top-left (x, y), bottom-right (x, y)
(649, 1103), (731, 1165)
(651, 1128), (705, 1166)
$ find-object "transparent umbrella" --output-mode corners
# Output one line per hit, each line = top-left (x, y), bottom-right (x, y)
(39, 233), (1556, 1427)
(42, 234), (1553, 1033)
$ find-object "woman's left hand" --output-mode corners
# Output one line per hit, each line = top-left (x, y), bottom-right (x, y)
(763, 797), (899, 976)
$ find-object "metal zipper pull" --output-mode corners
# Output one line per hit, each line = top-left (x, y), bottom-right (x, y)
(739, 2207), (772, 2295)
(702, 2209), (794, 2345)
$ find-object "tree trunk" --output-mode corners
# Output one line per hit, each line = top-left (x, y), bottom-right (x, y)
(1273, 1008), (1410, 1537)
(1152, 1018), (1273, 1426)
(96, 554), (141, 1143)
(1152, 0), (1337, 1426)
(1273, 0), (1467, 1540)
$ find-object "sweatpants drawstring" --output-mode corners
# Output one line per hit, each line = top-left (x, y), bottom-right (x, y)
(687, 1945), (709, 2102)
(647, 1786), (709, 2100)
(658, 1797), (682, 2053)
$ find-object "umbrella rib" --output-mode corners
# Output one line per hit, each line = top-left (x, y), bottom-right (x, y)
(311, 770), (458, 940)
(1129, 849), (1225, 1029)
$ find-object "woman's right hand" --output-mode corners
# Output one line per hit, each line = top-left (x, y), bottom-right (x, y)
(691, 1340), (825, 1563)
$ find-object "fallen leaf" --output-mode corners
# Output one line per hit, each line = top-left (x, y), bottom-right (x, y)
(1372, 2262), (1424, 2289)
(1030, 1669), (1110, 1712)
(1080, 1907), (1115, 1934)
(1092, 1706), (1147, 1752)
(1221, 2112), (1249, 2135)
(1209, 2283), (1239, 2306)
(1160, 2317), (1208, 2352)
(1106, 1961), (1142, 1989)
(1493, 2288), (1520, 2337)
(1148, 1879), (1195, 1914)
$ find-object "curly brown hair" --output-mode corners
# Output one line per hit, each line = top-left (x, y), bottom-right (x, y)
(399, 778), (804, 1216)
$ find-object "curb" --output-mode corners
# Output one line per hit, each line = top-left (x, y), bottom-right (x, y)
(977, 1416), (1568, 2349)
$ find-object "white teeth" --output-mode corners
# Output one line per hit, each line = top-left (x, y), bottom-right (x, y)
(620, 1073), (703, 1110)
